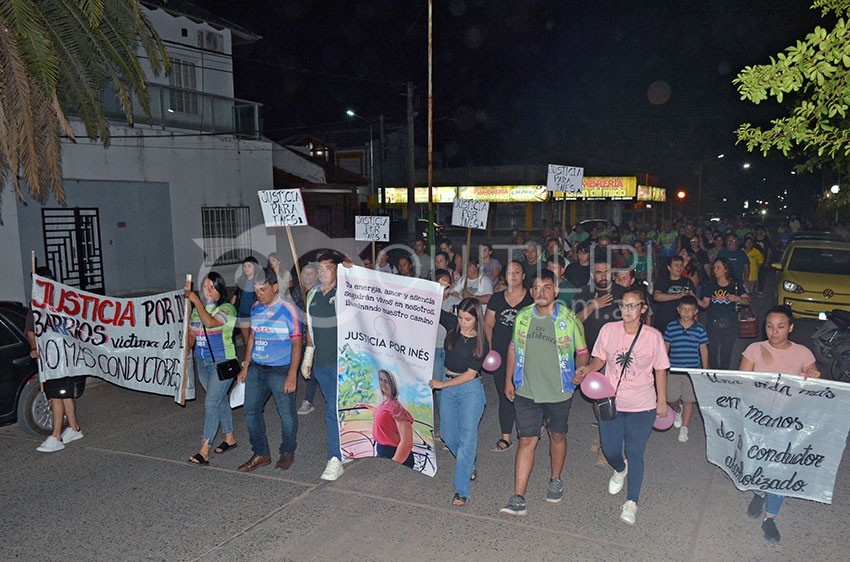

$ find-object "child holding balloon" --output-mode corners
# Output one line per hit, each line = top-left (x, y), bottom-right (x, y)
(574, 286), (669, 525)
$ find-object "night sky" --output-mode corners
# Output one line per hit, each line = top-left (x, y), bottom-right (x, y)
(202, 0), (826, 210)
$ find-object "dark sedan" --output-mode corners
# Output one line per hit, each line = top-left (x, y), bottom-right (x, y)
(0, 301), (54, 435)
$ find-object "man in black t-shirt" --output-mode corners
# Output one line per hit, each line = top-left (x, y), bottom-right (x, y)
(575, 259), (618, 352)
(565, 241), (591, 289)
(652, 256), (695, 331)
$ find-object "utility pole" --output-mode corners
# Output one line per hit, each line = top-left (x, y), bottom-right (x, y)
(379, 114), (385, 212)
(406, 80), (416, 241)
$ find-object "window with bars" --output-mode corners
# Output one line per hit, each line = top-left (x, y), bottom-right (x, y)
(201, 206), (251, 265)
(169, 58), (199, 114)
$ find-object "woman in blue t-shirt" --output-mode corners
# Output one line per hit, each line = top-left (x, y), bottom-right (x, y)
(187, 272), (239, 464)
(231, 256), (259, 347)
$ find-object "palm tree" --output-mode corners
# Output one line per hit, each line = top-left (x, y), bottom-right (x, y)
(0, 0), (168, 213)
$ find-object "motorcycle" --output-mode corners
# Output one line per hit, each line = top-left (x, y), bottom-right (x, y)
(811, 309), (850, 383)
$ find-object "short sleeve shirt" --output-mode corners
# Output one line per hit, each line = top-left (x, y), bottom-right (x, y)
(250, 297), (302, 366)
(663, 321), (709, 369)
(742, 341), (816, 375)
(190, 303), (237, 361)
(592, 322), (670, 412)
(308, 286), (338, 369)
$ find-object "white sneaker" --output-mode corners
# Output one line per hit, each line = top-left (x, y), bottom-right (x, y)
(678, 426), (689, 443)
(341, 455), (354, 465)
(673, 410), (683, 429)
(620, 500), (638, 524)
(608, 460), (628, 494)
(320, 457), (344, 481)
(61, 427), (84, 444)
(297, 400), (315, 416)
(36, 436), (65, 453)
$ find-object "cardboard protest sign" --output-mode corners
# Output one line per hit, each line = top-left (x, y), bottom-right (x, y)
(546, 164), (584, 193)
(684, 368), (850, 504)
(336, 266), (441, 476)
(354, 215), (390, 242)
(30, 275), (194, 403)
(451, 198), (489, 230)
(258, 189), (308, 227)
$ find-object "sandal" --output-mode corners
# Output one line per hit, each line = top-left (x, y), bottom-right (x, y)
(452, 493), (468, 507)
(490, 438), (512, 452)
(214, 441), (238, 454)
(188, 453), (209, 465)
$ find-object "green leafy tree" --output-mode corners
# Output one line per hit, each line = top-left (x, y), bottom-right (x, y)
(735, 0), (850, 160)
(0, 0), (168, 210)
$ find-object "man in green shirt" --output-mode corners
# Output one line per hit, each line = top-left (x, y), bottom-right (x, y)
(499, 270), (589, 516)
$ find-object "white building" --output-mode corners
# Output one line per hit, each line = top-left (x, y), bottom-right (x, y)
(1, 1), (274, 301)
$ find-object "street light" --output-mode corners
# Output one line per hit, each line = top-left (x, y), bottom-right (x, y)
(346, 109), (375, 213)
(677, 190), (686, 218)
(832, 184), (841, 223)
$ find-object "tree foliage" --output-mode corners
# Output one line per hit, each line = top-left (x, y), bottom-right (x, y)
(735, 0), (850, 161)
(0, 0), (168, 208)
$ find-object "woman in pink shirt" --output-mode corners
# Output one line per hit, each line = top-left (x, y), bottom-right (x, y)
(738, 305), (820, 544)
(372, 369), (415, 468)
(574, 286), (669, 525)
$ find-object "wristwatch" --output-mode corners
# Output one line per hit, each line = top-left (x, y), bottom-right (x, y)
(241, 361), (249, 368)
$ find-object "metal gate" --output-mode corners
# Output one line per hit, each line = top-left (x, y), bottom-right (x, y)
(41, 208), (104, 294)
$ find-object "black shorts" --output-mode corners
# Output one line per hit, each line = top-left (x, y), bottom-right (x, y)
(43, 376), (86, 399)
(514, 394), (573, 438)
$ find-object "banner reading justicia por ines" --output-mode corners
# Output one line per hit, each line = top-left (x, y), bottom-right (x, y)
(335, 266), (441, 476)
(684, 368), (850, 504)
(30, 275), (194, 403)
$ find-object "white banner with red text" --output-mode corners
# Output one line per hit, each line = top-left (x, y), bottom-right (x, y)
(30, 275), (194, 403)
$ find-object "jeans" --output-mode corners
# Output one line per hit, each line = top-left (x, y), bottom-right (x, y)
(707, 319), (738, 370)
(197, 357), (235, 446)
(432, 347), (446, 413)
(765, 492), (784, 517)
(304, 376), (319, 404)
(439, 377), (486, 498)
(312, 365), (341, 460)
(244, 363), (298, 457)
(599, 409), (655, 503)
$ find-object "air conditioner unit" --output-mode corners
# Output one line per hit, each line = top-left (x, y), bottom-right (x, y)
(196, 30), (224, 53)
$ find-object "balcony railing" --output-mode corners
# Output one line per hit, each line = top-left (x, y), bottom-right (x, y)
(99, 82), (262, 139)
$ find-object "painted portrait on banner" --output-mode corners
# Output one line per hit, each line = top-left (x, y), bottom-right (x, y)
(336, 266), (441, 476)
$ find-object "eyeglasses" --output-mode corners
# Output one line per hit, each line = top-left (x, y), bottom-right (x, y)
(618, 301), (645, 310)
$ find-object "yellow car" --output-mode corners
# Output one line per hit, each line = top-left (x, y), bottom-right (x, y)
(772, 239), (850, 319)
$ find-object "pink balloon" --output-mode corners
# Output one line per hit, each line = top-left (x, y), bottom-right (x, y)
(483, 350), (502, 371)
(653, 409), (676, 431)
(580, 371), (615, 399)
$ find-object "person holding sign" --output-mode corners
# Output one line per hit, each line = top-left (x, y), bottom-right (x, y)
(185, 272), (239, 465)
(305, 253), (346, 481)
(29, 267), (86, 453)
(738, 305), (820, 544)
(236, 267), (302, 473)
(429, 298), (490, 507)
(573, 286), (669, 525)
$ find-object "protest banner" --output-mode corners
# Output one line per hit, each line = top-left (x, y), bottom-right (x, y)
(258, 189), (308, 227)
(546, 164), (584, 193)
(30, 275), (194, 403)
(683, 368), (850, 503)
(354, 215), (390, 242)
(451, 198), (489, 230)
(336, 266), (441, 476)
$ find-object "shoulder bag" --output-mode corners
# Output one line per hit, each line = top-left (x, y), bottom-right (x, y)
(202, 315), (240, 381)
(596, 322), (643, 421)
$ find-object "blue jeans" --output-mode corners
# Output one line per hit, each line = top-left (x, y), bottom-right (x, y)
(304, 375), (319, 404)
(244, 363), (298, 457)
(197, 357), (235, 446)
(764, 493), (784, 517)
(599, 409), (655, 503)
(439, 377), (486, 498)
(313, 365), (341, 460)
(432, 347), (446, 413)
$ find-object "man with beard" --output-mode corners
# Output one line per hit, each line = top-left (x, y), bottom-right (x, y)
(575, 256), (618, 353)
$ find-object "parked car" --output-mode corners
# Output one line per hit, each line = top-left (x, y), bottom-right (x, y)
(772, 240), (850, 319)
(0, 301), (61, 436)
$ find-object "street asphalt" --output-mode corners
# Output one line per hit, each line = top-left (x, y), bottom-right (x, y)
(1, 290), (848, 561)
